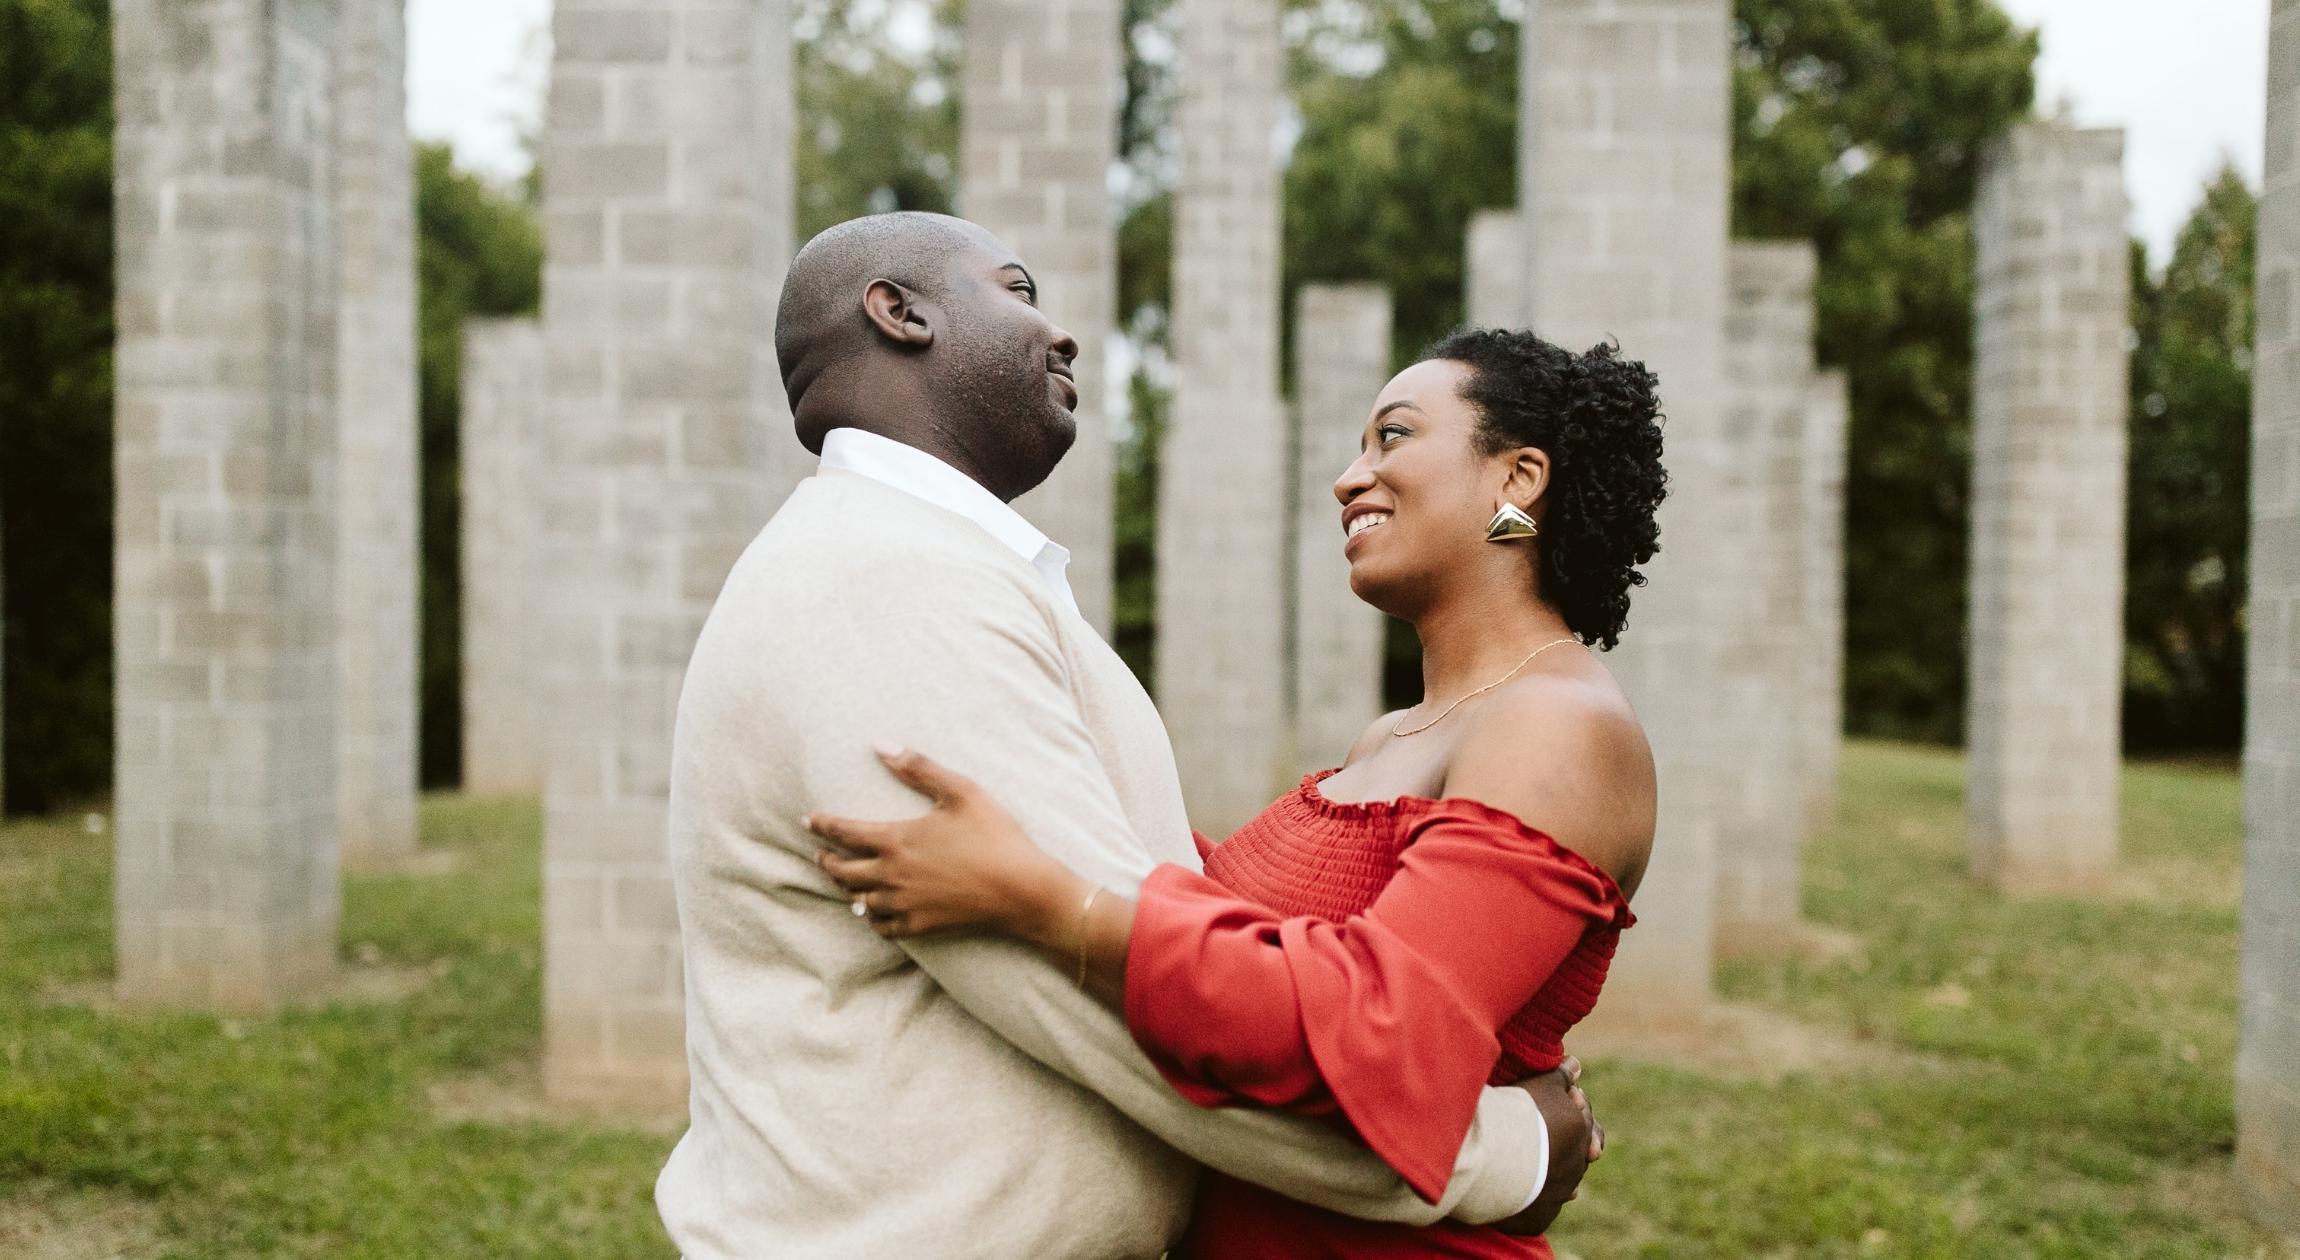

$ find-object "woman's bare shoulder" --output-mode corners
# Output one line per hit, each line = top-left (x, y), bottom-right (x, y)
(1340, 709), (1409, 769)
(1439, 669), (1656, 895)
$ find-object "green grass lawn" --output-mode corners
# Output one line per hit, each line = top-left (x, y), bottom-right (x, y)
(0, 742), (2287, 1257)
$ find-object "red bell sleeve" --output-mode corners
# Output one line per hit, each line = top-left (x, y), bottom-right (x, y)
(1122, 799), (1629, 1204)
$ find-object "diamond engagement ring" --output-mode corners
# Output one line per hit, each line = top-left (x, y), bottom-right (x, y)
(850, 898), (869, 918)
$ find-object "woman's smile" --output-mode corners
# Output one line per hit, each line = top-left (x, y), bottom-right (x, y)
(1342, 504), (1392, 557)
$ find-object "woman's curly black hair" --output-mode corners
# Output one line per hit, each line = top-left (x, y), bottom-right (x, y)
(1418, 328), (1667, 650)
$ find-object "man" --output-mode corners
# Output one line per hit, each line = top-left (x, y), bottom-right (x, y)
(655, 213), (1597, 1258)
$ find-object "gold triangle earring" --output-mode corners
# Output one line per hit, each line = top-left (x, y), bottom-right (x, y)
(1485, 502), (1538, 543)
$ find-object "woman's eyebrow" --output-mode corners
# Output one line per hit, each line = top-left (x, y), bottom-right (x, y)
(1373, 400), (1423, 420)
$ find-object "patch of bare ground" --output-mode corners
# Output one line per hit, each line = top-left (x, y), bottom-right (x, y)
(1570, 1000), (1950, 1083)
(2153, 1163), (2300, 1257)
(2097, 856), (2243, 912)
(343, 847), (468, 878)
(38, 957), (441, 1014)
(426, 1061), (687, 1136)
(0, 1183), (166, 1260)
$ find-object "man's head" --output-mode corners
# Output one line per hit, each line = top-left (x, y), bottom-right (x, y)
(776, 212), (1081, 502)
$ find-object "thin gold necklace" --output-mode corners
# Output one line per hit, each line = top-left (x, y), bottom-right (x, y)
(1391, 636), (1582, 737)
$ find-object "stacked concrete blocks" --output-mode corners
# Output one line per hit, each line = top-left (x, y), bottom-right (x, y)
(334, 0), (421, 866)
(1519, 0), (1735, 1027)
(112, 0), (344, 1009)
(537, 0), (797, 1104)
(1966, 122), (2130, 893)
(1290, 284), (1393, 780)
(460, 317), (546, 795)
(1714, 241), (1818, 958)
(1801, 369), (1851, 831)
(961, 0), (1123, 633)
(1158, 0), (1292, 835)
(1467, 207), (1526, 329)
(2238, 0), (2300, 1233)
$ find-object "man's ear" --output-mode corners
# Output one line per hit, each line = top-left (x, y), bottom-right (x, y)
(862, 278), (934, 348)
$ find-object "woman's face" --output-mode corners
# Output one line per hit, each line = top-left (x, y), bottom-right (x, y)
(1331, 359), (1542, 618)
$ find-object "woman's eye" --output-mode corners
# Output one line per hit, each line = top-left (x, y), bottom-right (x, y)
(1378, 424), (1408, 444)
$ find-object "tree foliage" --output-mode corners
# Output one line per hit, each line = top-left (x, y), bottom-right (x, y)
(0, 0), (111, 812)
(2124, 168), (2253, 751)
(1732, 0), (2036, 742)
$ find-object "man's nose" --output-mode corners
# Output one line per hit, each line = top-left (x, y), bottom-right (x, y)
(1048, 322), (1080, 364)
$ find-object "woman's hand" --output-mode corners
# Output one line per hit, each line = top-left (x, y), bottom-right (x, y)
(806, 745), (1087, 945)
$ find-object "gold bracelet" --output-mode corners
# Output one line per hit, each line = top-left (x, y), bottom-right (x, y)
(1074, 885), (1104, 990)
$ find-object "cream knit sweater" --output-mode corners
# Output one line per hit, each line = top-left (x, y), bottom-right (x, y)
(655, 471), (1547, 1259)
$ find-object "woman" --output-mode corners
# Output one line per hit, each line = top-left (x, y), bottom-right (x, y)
(807, 328), (1666, 1258)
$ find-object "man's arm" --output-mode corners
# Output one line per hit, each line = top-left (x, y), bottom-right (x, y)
(782, 558), (1548, 1225)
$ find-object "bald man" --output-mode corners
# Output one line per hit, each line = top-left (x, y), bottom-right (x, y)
(654, 213), (1584, 1258)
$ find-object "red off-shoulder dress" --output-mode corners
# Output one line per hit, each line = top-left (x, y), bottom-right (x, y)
(1122, 770), (1634, 1259)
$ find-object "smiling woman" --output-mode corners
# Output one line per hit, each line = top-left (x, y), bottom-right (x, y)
(1332, 330), (1667, 650)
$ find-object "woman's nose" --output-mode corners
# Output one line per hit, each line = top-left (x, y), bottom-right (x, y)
(1333, 453), (1377, 504)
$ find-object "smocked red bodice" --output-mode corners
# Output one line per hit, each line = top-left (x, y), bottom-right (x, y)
(1203, 770), (1632, 1085)
(1122, 770), (1635, 1259)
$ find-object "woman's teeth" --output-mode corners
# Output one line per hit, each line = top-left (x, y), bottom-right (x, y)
(1346, 512), (1390, 538)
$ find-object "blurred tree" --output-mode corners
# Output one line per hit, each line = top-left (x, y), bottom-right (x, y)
(414, 143), (542, 786)
(1733, 0), (2036, 743)
(1283, 0), (1516, 368)
(2124, 168), (2254, 752)
(0, 0), (111, 814)
(1277, 1), (2036, 724)
(793, 0), (962, 238)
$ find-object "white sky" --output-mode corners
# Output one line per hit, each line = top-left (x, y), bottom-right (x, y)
(407, 0), (2269, 263)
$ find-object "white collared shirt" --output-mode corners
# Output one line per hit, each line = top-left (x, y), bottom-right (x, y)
(818, 427), (1081, 618)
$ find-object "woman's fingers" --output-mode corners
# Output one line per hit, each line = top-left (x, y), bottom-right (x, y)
(804, 812), (887, 856)
(817, 849), (887, 890)
(874, 744), (979, 807)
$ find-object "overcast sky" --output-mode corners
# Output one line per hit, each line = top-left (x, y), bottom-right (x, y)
(407, 0), (2269, 263)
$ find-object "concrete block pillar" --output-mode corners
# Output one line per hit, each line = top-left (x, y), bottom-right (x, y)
(961, 0), (1122, 634)
(538, 0), (796, 1104)
(1966, 123), (2130, 893)
(1714, 241), (1817, 957)
(1521, 0), (1732, 1026)
(2238, 0), (2300, 1231)
(335, 0), (420, 865)
(460, 317), (545, 795)
(112, 0), (342, 1010)
(1158, 0), (1289, 835)
(1801, 368), (1851, 832)
(1467, 207), (1526, 329)
(1290, 284), (1391, 780)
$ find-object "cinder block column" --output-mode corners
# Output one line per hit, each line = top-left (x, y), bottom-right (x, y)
(112, 0), (342, 1010)
(1290, 284), (1391, 780)
(1521, 0), (1732, 1026)
(961, 0), (1121, 634)
(1466, 207), (1526, 329)
(336, 0), (420, 865)
(1966, 123), (2130, 893)
(460, 317), (545, 795)
(1801, 368), (1851, 831)
(538, 0), (796, 1104)
(1714, 241), (1817, 958)
(1159, 0), (1289, 835)
(2239, 0), (2300, 1231)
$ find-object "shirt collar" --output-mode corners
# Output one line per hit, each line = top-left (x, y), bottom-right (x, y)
(818, 428), (1078, 613)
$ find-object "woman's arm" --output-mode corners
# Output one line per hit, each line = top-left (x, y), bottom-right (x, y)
(809, 682), (1647, 1202)
(807, 746), (1142, 1006)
